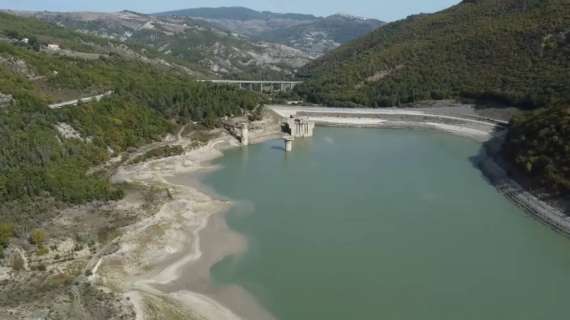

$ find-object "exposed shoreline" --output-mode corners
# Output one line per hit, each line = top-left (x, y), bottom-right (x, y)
(97, 126), (281, 320)
(109, 136), (247, 320)
(477, 137), (570, 236)
(98, 105), (567, 320)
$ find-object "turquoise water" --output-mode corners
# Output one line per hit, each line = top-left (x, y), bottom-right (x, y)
(201, 127), (570, 320)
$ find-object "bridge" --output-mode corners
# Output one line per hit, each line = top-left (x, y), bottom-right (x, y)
(198, 80), (303, 93)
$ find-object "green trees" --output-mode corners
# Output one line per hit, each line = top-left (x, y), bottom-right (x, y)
(298, 0), (570, 108)
(0, 15), (264, 226)
(0, 12), (109, 52)
(0, 223), (14, 259)
(30, 228), (49, 256)
(503, 105), (570, 195)
(30, 229), (46, 246)
(0, 66), (262, 207)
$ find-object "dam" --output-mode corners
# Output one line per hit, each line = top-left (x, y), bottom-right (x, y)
(269, 105), (506, 141)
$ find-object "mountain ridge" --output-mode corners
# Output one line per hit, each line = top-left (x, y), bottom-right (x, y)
(7, 10), (312, 79)
(154, 6), (319, 21)
(153, 6), (384, 57)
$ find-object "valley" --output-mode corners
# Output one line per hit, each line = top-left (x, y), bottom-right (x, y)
(0, 1), (568, 320)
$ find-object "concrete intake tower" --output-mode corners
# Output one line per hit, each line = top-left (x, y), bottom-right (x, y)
(286, 116), (315, 138)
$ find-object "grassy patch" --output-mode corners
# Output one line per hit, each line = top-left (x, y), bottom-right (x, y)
(143, 294), (206, 320)
(131, 145), (185, 164)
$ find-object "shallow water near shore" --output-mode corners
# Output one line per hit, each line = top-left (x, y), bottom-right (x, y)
(189, 127), (570, 319)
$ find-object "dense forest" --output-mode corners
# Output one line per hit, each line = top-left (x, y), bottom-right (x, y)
(0, 14), (262, 236)
(296, 0), (570, 109)
(0, 12), (110, 52)
(503, 105), (570, 196)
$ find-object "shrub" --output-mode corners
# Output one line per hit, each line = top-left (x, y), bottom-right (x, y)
(30, 229), (47, 246)
(37, 245), (49, 256)
(0, 223), (14, 246)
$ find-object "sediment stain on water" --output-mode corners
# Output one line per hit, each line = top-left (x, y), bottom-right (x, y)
(199, 127), (570, 320)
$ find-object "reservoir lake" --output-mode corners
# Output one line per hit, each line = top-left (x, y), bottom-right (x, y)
(192, 127), (570, 319)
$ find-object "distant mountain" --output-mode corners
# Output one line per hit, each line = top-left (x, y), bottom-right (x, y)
(12, 7), (383, 77)
(297, 0), (570, 108)
(155, 6), (317, 22)
(154, 7), (384, 57)
(14, 10), (311, 79)
(258, 14), (385, 57)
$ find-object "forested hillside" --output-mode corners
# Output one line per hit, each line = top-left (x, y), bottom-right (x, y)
(503, 105), (570, 196)
(0, 14), (262, 229)
(0, 11), (110, 52)
(297, 0), (570, 108)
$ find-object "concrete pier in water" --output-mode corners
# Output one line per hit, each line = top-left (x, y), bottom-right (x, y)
(241, 123), (249, 146)
(286, 116), (315, 138)
(284, 136), (294, 152)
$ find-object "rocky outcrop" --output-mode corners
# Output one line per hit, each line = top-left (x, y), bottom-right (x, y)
(0, 56), (38, 79)
(0, 92), (13, 108)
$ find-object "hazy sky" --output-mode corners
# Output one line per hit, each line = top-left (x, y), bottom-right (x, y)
(0, 0), (460, 21)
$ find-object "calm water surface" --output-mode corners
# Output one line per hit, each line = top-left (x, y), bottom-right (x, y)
(201, 127), (570, 320)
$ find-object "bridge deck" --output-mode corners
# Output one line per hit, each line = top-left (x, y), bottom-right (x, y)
(198, 80), (303, 93)
(198, 80), (302, 85)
